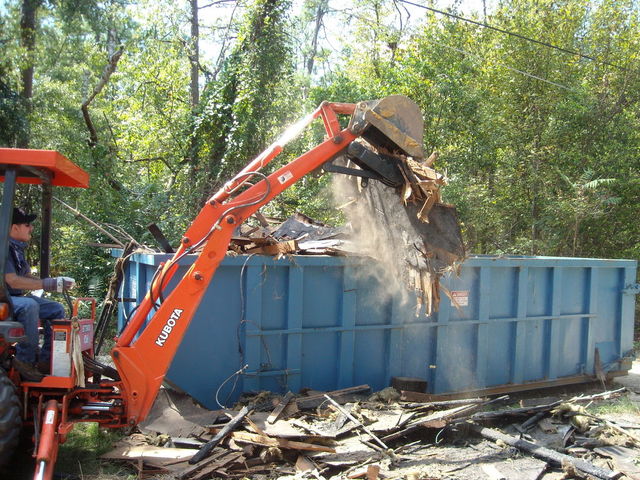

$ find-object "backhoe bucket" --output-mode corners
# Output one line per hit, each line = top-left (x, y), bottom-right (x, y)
(349, 95), (425, 159)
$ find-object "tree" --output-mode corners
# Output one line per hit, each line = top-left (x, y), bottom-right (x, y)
(192, 0), (295, 204)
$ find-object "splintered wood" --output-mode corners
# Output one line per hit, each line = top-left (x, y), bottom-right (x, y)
(103, 385), (637, 480)
(336, 149), (464, 315)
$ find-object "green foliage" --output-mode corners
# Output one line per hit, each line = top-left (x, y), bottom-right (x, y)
(0, 13), (27, 147)
(193, 0), (296, 204)
(0, 77), (26, 148)
(1, 0), (639, 307)
(329, 0), (640, 258)
(587, 396), (640, 416)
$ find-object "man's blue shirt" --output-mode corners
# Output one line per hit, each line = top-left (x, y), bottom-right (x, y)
(6, 238), (30, 295)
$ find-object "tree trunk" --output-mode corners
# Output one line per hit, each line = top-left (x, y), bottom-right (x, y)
(186, 0), (200, 166)
(18, 0), (40, 148)
(190, 0), (200, 108)
(306, 0), (327, 75)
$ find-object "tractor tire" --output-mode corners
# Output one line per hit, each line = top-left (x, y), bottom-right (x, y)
(0, 368), (21, 467)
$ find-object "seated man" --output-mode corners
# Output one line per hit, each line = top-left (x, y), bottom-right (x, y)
(5, 207), (75, 381)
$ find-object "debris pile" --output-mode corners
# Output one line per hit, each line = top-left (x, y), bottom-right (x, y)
(102, 385), (640, 479)
(228, 213), (353, 257)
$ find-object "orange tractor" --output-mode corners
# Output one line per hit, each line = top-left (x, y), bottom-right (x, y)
(0, 96), (463, 479)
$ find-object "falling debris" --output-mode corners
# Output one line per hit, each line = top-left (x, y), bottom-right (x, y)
(333, 149), (465, 315)
(229, 177), (464, 316)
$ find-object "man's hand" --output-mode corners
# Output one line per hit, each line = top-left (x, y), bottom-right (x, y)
(42, 277), (76, 293)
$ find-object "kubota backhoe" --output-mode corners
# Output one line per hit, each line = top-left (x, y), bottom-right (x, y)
(0, 95), (464, 479)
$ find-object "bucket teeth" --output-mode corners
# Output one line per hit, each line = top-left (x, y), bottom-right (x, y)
(349, 95), (425, 159)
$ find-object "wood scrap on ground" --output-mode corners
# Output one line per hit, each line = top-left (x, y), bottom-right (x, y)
(102, 385), (640, 480)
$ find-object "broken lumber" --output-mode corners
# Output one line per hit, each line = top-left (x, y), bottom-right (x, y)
(101, 445), (198, 461)
(176, 449), (228, 479)
(471, 425), (622, 480)
(267, 391), (294, 424)
(189, 406), (249, 464)
(404, 397), (485, 410)
(296, 385), (370, 410)
(472, 388), (626, 423)
(230, 431), (336, 453)
(185, 451), (244, 480)
(517, 411), (548, 433)
(324, 394), (389, 450)
(471, 401), (563, 421)
(246, 240), (297, 255)
(381, 403), (480, 442)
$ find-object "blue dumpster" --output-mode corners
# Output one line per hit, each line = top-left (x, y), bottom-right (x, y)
(116, 253), (637, 408)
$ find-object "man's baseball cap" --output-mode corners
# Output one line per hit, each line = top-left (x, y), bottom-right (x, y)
(12, 207), (37, 225)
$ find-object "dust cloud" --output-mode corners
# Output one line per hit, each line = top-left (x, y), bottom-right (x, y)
(332, 171), (438, 315)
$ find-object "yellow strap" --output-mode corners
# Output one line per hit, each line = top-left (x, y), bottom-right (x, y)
(70, 318), (85, 387)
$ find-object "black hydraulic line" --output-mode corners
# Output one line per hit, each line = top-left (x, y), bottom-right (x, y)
(83, 353), (120, 380)
(63, 291), (73, 319)
(94, 241), (137, 355)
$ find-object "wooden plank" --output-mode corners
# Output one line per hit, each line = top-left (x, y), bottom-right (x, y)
(267, 391), (294, 424)
(473, 425), (622, 480)
(100, 445), (199, 461)
(231, 431), (336, 453)
(247, 240), (297, 255)
(296, 385), (370, 410)
(189, 406), (249, 464)
(175, 449), (228, 479)
(245, 415), (268, 436)
(188, 452), (244, 480)
(381, 403), (480, 442)
(295, 455), (316, 472)
(402, 398), (484, 409)
(399, 372), (627, 402)
(324, 394), (388, 450)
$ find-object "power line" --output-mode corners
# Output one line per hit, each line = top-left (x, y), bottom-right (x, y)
(432, 39), (577, 92)
(398, 0), (627, 71)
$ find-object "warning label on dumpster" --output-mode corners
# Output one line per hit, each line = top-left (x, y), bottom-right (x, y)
(450, 290), (469, 307)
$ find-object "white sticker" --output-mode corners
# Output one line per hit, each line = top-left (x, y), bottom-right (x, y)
(451, 290), (469, 307)
(52, 332), (71, 377)
(45, 409), (55, 424)
(277, 171), (293, 184)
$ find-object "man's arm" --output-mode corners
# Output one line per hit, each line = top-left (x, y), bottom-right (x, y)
(6, 273), (76, 293)
(5, 272), (44, 291)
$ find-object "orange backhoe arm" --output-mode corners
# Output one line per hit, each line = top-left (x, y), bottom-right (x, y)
(111, 101), (359, 426)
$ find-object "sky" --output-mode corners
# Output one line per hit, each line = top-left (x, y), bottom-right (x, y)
(195, 0), (498, 73)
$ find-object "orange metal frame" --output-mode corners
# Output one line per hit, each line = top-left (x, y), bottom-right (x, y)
(112, 101), (358, 426)
(0, 148), (89, 187)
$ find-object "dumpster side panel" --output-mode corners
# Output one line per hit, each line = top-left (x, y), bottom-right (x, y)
(167, 264), (244, 408)
(116, 254), (636, 408)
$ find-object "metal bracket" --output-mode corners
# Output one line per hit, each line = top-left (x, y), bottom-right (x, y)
(622, 283), (640, 295)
